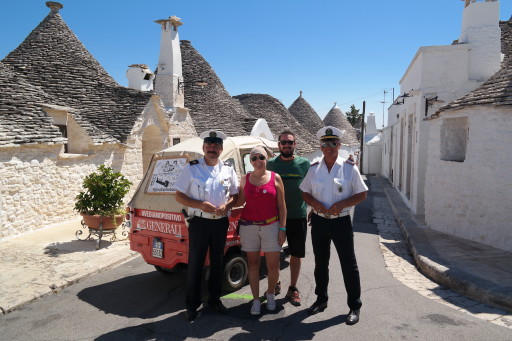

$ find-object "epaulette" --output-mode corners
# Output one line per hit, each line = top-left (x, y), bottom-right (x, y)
(310, 162), (319, 167)
(189, 160), (199, 165)
(345, 160), (355, 166)
(223, 161), (231, 166)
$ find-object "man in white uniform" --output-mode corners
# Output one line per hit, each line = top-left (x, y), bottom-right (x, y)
(175, 130), (239, 322)
(300, 126), (368, 325)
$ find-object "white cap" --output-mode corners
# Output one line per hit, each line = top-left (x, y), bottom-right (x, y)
(316, 126), (344, 140)
(199, 130), (228, 143)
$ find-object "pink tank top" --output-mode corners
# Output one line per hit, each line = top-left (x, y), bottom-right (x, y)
(241, 171), (278, 223)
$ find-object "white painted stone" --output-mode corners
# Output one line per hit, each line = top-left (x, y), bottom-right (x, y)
(381, 0), (501, 218)
(425, 107), (512, 252)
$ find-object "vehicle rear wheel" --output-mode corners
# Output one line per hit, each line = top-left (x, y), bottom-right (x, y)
(154, 265), (176, 274)
(223, 253), (248, 292)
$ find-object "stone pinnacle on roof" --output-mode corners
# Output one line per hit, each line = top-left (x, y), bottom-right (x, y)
(323, 103), (359, 146)
(288, 91), (324, 136)
(46, 2), (63, 12)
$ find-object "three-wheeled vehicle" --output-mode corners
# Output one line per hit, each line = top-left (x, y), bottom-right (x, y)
(127, 136), (278, 291)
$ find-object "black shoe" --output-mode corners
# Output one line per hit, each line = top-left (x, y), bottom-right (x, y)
(185, 309), (198, 322)
(306, 300), (327, 315)
(209, 301), (228, 314)
(346, 309), (360, 325)
(275, 281), (281, 296)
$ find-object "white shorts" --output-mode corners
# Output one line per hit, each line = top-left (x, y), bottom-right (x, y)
(240, 221), (281, 253)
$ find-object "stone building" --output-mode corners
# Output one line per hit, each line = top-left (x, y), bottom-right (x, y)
(423, 17), (512, 251)
(234, 94), (317, 155)
(0, 3), (196, 238)
(288, 91), (325, 136)
(379, 0), (511, 251)
(381, 0), (502, 217)
(323, 103), (360, 147)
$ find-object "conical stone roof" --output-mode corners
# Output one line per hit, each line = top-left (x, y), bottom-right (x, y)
(0, 61), (65, 146)
(323, 104), (359, 146)
(181, 40), (256, 137)
(288, 92), (324, 136)
(500, 17), (512, 65)
(234, 93), (317, 154)
(1, 3), (152, 144)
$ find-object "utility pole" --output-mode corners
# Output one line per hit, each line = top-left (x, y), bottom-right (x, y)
(360, 101), (365, 173)
(380, 90), (388, 128)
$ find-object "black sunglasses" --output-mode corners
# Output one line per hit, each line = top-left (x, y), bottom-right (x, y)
(321, 141), (338, 148)
(279, 140), (295, 145)
(251, 155), (266, 162)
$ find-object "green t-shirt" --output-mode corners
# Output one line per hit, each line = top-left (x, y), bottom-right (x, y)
(267, 155), (310, 219)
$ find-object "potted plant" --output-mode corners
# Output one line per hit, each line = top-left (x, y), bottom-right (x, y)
(74, 164), (132, 230)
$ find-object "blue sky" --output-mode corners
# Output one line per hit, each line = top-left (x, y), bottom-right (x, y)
(1, 0), (511, 129)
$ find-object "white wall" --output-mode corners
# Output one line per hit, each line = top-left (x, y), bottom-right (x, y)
(0, 97), (197, 240)
(425, 107), (512, 252)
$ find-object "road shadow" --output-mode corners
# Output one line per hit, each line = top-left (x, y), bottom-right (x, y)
(77, 270), (189, 318)
(44, 239), (114, 256)
(77, 251), (290, 319)
(94, 301), (347, 341)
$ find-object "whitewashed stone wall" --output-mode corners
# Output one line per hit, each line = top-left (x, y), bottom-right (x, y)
(424, 107), (512, 252)
(0, 97), (197, 240)
(0, 143), (134, 239)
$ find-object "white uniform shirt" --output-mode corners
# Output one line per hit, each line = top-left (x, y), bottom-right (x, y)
(299, 156), (368, 210)
(174, 158), (239, 215)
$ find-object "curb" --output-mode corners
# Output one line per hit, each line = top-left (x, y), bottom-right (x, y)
(379, 176), (512, 313)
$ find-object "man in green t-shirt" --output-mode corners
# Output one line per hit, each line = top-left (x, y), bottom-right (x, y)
(267, 130), (310, 306)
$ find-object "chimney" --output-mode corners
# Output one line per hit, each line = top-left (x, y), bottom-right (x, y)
(459, 0), (501, 81)
(126, 64), (154, 92)
(154, 16), (184, 108)
(365, 113), (377, 135)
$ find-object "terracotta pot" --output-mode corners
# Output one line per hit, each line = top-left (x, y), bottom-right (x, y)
(81, 213), (124, 230)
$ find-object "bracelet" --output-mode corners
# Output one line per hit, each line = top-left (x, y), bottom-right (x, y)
(278, 227), (286, 231)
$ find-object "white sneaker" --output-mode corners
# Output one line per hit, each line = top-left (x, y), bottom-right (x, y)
(266, 292), (276, 311)
(250, 299), (261, 315)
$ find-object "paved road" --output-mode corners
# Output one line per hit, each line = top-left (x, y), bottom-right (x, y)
(0, 179), (511, 340)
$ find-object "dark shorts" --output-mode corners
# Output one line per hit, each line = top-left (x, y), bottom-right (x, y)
(285, 218), (307, 258)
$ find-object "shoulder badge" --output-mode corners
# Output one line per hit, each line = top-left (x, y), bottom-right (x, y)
(189, 159), (199, 165)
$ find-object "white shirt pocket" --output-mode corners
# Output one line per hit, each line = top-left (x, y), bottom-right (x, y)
(333, 177), (348, 200)
(310, 179), (324, 198)
(191, 179), (205, 201)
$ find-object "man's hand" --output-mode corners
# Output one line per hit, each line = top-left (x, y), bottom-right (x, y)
(200, 201), (216, 213)
(230, 208), (243, 220)
(327, 202), (344, 215)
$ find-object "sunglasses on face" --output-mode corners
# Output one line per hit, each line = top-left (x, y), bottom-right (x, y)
(321, 141), (338, 148)
(279, 140), (295, 145)
(251, 155), (266, 162)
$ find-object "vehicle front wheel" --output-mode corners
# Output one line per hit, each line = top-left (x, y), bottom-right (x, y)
(223, 253), (248, 292)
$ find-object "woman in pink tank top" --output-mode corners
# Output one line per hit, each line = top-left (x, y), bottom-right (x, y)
(233, 145), (287, 315)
